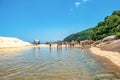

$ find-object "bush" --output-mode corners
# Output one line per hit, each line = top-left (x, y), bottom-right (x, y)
(116, 32), (120, 38)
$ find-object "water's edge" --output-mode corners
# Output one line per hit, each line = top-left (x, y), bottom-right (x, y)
(0, 47), (120, 80)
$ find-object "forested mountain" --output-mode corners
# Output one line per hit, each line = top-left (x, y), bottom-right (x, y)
(64, 10), (120, 42)
(64, 28), (93, 42)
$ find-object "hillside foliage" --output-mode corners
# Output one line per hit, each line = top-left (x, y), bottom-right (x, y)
(64, 28), (93, 42)
(64, 10), (120, 41)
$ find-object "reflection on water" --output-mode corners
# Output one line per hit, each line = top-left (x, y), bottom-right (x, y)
(34, 47), (40, 58)
(0, 47), (32, 59)
(0, 47), (120, 80)
(49, 47), (52, 53)
(57, 47), (62, 54)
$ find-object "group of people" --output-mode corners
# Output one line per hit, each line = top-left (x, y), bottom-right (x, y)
(45, 40), (94, 49)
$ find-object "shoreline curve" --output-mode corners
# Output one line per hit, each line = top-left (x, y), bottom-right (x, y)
(90, 47), (120, 67)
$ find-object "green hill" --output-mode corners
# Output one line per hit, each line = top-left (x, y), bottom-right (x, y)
(64, 10), (120, 41)
(64, 28), (93, 42)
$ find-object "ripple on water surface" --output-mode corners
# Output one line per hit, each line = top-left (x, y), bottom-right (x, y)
(0, 47), (120, 80)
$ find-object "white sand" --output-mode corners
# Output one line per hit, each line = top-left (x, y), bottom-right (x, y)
(0, 36), (31, 48)
(90, 47), (120, 67)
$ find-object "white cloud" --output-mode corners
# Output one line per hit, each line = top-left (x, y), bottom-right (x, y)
(74, 2), (81, 7)
(83, 0), (88, 3)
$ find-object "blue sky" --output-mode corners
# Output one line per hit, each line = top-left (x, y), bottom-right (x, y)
(0, 0), (120, 42)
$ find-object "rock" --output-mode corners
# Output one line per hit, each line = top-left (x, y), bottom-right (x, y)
(102, 35), (118, 42)
(0, 36), (31, 48)
(80, 40), (94, 45)
(92, 40), (102, 47)
(101, 39), (120, 52)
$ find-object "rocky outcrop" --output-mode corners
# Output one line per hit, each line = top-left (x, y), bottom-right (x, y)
(102, 35), (118, 42)
(80, 40), (94, 47)
(0, 36), (31, 48)
(101, 39), (120, 52)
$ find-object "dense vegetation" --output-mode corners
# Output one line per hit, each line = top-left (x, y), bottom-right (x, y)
(64, 10), (120, 41)
(64, 28), (93, 42)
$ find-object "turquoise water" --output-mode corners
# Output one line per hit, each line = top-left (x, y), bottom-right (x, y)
(0, 47), (120, 80)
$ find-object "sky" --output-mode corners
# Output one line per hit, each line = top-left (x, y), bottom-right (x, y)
(0, 0), (120, 43)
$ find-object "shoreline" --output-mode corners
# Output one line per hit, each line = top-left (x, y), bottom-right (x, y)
(1, 44), (120, 68)
(90, 47), (120, 67)
(0, 44), (65, 49)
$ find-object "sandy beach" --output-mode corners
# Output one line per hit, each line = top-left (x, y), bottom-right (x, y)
(90, 47), (120, 67)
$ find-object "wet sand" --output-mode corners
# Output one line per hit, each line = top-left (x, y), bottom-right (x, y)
(90, 47), (120, 67)
(88, 50), (120, 79)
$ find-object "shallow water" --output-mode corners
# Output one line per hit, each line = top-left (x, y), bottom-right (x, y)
(0, 47), (120, 80)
